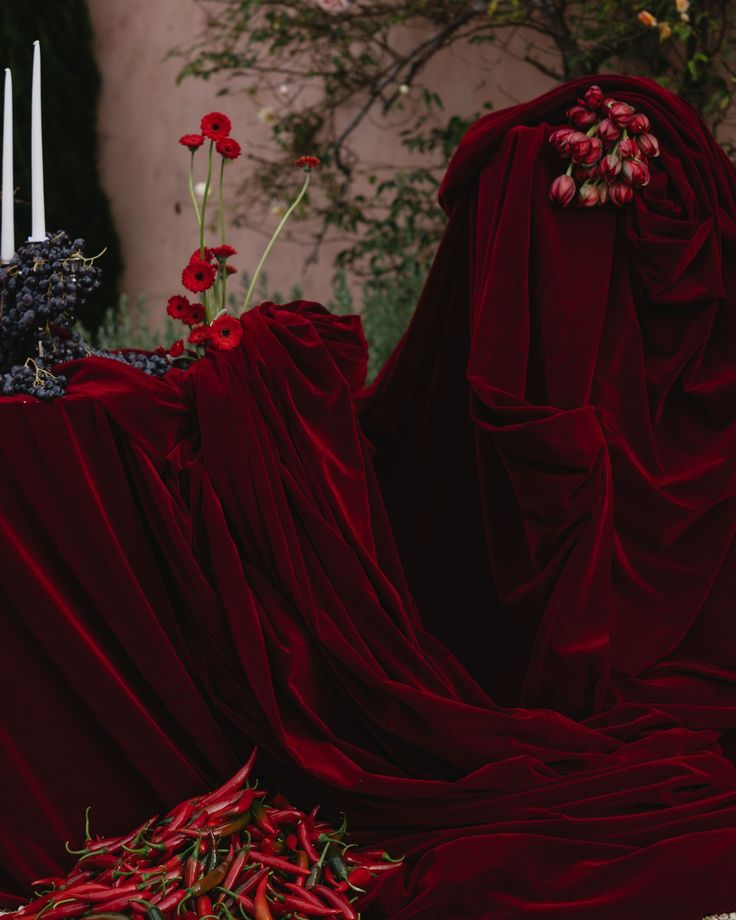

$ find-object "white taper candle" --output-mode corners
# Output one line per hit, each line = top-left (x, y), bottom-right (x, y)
(29, 40), (45, 243)
(1, 68), (14, 261)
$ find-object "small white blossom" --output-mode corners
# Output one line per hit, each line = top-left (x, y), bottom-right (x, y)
(398, 83), (411, 95)
(194, 181), (207, 200)
(257, 106), (277, 125)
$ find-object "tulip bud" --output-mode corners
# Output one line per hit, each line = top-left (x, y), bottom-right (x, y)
(618, 137), (640, 159)
(570, 134), (603, 166)
(549, 126), (576, 156)
(582, 85), (604, 110)
(549, 174), (576, 207)
(637, 132), (660, 157)
(608, 181), (634, 207)
(599, 153), (622, 181)
(597, 118), (621, 143)
(628, 113), (650, 134)
(609, 101), (635, 127)
(566, 104), (597, 129)
(622, 157), (650, 187)
(578, 182), (600, 208)
(573, 164), (597, 182)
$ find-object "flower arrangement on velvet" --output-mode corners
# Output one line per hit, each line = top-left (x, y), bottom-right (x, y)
(548, 85), (661, 208)
(168, 112), (320, 359)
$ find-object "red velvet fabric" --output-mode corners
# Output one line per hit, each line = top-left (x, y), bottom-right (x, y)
(2, 76), (736, 919)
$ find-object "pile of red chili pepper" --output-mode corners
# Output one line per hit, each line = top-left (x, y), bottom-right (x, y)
(9, 749), (401, 920)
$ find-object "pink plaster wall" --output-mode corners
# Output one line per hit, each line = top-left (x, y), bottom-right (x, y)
(86, 1), (555, 319)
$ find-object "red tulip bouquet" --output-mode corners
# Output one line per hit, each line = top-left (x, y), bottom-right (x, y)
(548, 85), (661, 208)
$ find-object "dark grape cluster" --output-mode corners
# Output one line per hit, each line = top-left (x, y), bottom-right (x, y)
(0, 231), (170, 400)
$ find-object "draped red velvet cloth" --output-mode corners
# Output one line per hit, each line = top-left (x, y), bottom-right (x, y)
(2, 76), (736, 919)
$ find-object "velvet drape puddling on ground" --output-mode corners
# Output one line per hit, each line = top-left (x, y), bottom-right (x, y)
(2, 77), (736, 919)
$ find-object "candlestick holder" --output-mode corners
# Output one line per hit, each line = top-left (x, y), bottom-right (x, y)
(0, 231), (169, 400)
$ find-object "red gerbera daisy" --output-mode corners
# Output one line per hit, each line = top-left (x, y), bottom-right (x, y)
(188, 325), (211, 346)
(295, 155), (320, 171)
(182, 258), (217, 293)
(169, 339), (184, 357)
(211, 244), (237, 260)
(216, 137), (241, 160)
(167, 295), (191, 321)
(184, 302), (206, 326)
(179, 134), (205, 151)
(201, 112), (232, 141)
(190, 247), (214, 263)
(209, 314), (243, 351)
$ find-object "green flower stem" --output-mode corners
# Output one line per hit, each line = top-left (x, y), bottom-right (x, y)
(218, 157), (226, 244)
(200, 141), (214, 322)
(218, 158), (227, 312)
(200, 140), (214, 257)
(188, 152), (201, 224)
(243, 171), (311, 312)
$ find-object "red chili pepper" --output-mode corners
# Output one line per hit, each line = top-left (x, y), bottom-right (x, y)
(31, 877), (66, 890)
(253, 875), (272, 920)
(284, 834), (298, 852)
(221, 847), (249, 894)
(184, 857), (201, 890)
(77, 854), (118, 870)
(195, 895), (212, 918)
(251, 802), (277, 837)
(81, 894), (132, 913)
(85, 884), (138, 902)
(342, 859), (402, 873)
(267, 810), (303, 827)
(235, 866), (269, 897)
(281, 898), (340, 917)
(312, 886), (357, 920)
(188, 861), (230, 897)
(347, 867), (372, 888)
(282, 883), (323, 907)
(156, 889), (186, 912)
(216, 813), (251, 837)
(324, 866), (338, 888)
(305, 807), (320, 842)
(248, 852), (309, 876)
(201, 791), (241, 819)
(199, 748), (258, 809)
(233, 789), (257, 815)
(161, 800), (197, 837)
(40, 908), (89, 920)
(297, 822), (319, 863)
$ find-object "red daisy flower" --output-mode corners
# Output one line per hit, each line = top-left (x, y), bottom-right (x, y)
(169, 339), (184, 357)
(209, 314), (243, 351)
(295, 155), (320, 171)
(211, 244), (237, 260)
(201, 112), (232, 141)
(167, 295), (191, 321)
(184, 302), (206, 326)
(188, 325), (211, 346)
(179, 134), (205, 151)
(182, 258), (217, 293)
(190, 247), (214, 263)
(216, 137), (241, 160)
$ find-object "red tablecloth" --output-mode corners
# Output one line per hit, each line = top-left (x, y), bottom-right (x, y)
(3, 76), (736, 919)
